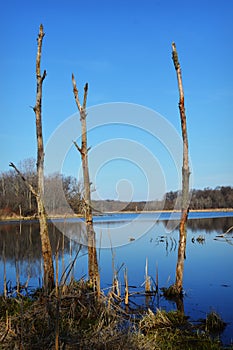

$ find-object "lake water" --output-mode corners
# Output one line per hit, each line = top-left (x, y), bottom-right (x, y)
(0, 211), (233, 345)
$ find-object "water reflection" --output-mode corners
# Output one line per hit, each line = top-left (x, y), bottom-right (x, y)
(0, 221), (86, 293)
(0, 214), (233, 345)
(187, 216), (233, 233)
(1, 216), (232, 289)
(162, 216), (233, 233)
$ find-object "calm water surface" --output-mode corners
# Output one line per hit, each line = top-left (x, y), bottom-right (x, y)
(0, 211), (233, 345)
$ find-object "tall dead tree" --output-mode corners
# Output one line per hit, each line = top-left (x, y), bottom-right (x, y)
(72, 74), (100, 292)
(10, 24), (54, 293)
(172, 42), (190, 295)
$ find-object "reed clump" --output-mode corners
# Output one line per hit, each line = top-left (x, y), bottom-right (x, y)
(138, 308), (223, 350)
(205, 311), (226, 333)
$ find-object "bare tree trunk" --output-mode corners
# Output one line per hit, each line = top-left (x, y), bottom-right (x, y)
(172, 42), (190, 295)
(72, 74), (100, 292)
(3, 241), (7, 297)
(10, 25), (54, 293)
(29, 190), (32, 212)
(33, 24), (54, 293)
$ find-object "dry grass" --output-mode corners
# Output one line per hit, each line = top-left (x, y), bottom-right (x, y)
(0, 282), (229, 350)
(138, 308), (224, 350)
(205, 311), (226, 333)
(0, 280), (137, 349)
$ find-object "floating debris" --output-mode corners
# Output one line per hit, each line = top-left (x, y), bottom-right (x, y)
(196, 235), (205, 244)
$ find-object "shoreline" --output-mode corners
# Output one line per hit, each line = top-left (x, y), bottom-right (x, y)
(1, 208), (233, 222)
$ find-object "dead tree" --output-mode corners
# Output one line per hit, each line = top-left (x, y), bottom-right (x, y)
(172, 42), (190, 295)
(10, 25), (54, 293)
(72, 74), (100, 292)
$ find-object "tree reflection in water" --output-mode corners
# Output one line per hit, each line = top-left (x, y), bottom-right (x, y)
(0, 221), (86, 294)
(1, 214), (232, 344)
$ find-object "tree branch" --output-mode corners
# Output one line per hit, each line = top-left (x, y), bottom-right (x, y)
(72, 73), (82, 113)
(36, 24), (45, 78)
(83, 83), (88, 110)
(172, 42), (184, 105)
(73, 140), (82, 154)
(42, 69), (47, 82)
(9, 162), (38, 198)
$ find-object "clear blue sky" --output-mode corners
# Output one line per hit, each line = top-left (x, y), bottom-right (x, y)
(1, 0), (233, 201)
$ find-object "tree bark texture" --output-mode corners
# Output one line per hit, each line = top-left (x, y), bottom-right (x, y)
(72, 74), (100, 291)
(34, 25), (54, 293)
(10, 25), (54, 293)
(172, 42), (190, 294)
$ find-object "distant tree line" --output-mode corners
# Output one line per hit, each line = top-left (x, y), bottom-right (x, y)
(163, 187), (233, 210)
(108, 186), (233, 212)
(0, 158), (83, 217)
(93, 187), (233, 212)
(0, 158), (232, 217)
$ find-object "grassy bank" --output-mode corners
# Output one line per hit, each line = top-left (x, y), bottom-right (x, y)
(0, 213), (83, 222)
(0, 280), (231, 350)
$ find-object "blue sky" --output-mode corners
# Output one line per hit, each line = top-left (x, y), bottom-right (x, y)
(0, 0), (233, 201)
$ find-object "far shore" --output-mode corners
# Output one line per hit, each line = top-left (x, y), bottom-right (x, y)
(1, 208), (233, 222)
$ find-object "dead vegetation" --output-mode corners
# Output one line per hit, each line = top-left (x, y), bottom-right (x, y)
(0, 280), (130, 349)
(0, 280), (229, 350)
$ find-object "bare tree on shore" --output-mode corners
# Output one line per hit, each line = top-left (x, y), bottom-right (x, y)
(171, 42), (190, 295)
(10, 25), (54, 293)
(72, 75), (100, 294)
